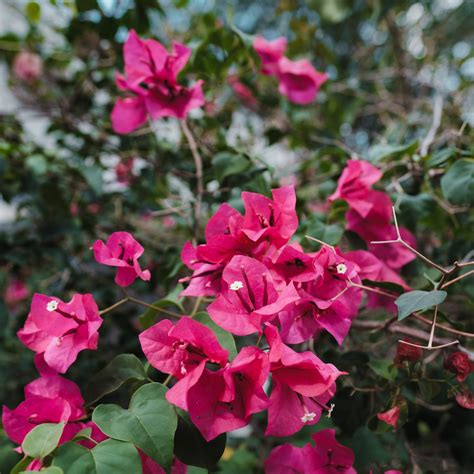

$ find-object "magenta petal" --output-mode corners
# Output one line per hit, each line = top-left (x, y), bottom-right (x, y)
(111, 96), (148, 134)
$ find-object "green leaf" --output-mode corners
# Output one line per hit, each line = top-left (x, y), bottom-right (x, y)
(10, 456), (34, 474)
(139, 285), (184, 329)
(174, 414), (226, 469)
(22, 422), (65, 460)
(23, 467), (64, 474)
(368, 359), (398, 381)
(92, 383), (177, 472)
(85, 354), (147, 404)
(193, 312), (237, 360)
(441, 158), (474, 205)
(25, 2), (41, 22)
(395, 290), (447, 321)
(53, 439), (141, 474)
(368, 140), (418, 162)
(212, 152), (250, 182)
(426, 147), (456, 168)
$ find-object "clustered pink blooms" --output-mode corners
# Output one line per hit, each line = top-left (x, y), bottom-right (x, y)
(93, 231), (151, 287)
(4, 278), (29, 309)
(329, 160), (417, 271)
(111, 30), (204, 134)
(444, 351), (473, 382)
(264, 429), (356, 473)
(17, 293), (103, 373)
(253, 36), (328, 104)
(12, 51), (43, 82)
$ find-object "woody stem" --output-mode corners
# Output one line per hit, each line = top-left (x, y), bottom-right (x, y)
(181, 119), (204, 241)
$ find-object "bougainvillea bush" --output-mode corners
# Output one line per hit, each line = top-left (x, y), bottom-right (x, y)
(1, 1), (474, 472)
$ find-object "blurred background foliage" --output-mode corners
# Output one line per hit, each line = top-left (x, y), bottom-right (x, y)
(0, 0), (473, 472)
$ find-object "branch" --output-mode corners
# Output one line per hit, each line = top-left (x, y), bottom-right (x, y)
(181, 120), (204, 240)
(419, 94), (443, 157)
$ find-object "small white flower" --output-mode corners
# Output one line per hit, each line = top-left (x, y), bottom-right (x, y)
(327, 403), (335, 418)
(229, 280), (244, 291)
(336, 263), (347, 275)
(300, 412), (316, 423)
(47, 300), (59, 312)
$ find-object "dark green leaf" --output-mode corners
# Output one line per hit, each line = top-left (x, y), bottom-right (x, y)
(85, 354), (147, 404)
(368, 359), (398, 381)
(139, 285), (184, 329)
(441, 158), (474, 205)
(174, 414), (226, 469)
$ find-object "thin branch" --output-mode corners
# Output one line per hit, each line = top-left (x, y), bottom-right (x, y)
(99, 297), (129, 315)
(441, 269), (474, 289)
(371, 207), (447, 274)
(305, 235), (336, 252)
(181, 120), (204, 240)
(419, 94), (443, 157)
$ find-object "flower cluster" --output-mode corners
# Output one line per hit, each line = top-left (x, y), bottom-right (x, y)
(253, 36), (328, 104)
(111, 30), (204, 134)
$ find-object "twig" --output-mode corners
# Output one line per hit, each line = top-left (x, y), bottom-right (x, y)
(305, 235), (336, 252)
(371, 207), (447, 274)
(440, 269), (474, 289)
(99, 297), (129, 315)
(419, 94), (443, 157)
(181, 120), (204, 240)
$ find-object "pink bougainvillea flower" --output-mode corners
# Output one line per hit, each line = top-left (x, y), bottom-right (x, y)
(377, 405), (401, 429)
(115, 158), (135, 184)
(93, 231), (151, 287)
(241, 186), (298, 247)
(328, 160), (383, 217)
(179, 241), (225, 297)
(228, 75), (257, 107)
(276, 57), (328, 105)
(4, 278), (29, 308)
(13, 51), (42, 82)
(444, 352), (473, 382)
(345, 250), (409, 311)
(208, 255), (299, 335)
(167, 346), (269, 441)
(111, 30), (204, 134)
(264, 324), (344, 436)
(278, 246), (362, 345)
(253, 36), (287, 75)
(2, 373), (86, 445)
(264, 428), (356, 474)
(17, 293), (103, 373)
(139, 317), (228, 379)
(140, 453), (187, 474)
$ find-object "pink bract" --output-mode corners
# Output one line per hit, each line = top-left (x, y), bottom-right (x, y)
(111, 30), (204, 134)
(139, 317), (228, 379)
(377, 405), (401, 429)
(264, 325), (345, 436)
(93, 231), (151, 287)
(13, 51), (42, 82)
(253, 36), (287, 75)
(276, 57), (328, 105)
(264, 428), (356, 473)
(167, 346), (269, 441)
(17, 293), (103, 373)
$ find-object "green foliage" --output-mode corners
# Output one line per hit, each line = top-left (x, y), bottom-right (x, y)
(92, 383), (177, 472)
(53, 439), (142, 474)
(396, 290), (447, 321)
(21, 423), (65, 460)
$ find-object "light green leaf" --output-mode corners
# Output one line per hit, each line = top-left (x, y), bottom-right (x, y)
(395, 290), (447, 321)
(53, 439), (141, 474)
(139, 285), (184, 329)
(92, 383), (177, 472)
(22, 422), (65, 460)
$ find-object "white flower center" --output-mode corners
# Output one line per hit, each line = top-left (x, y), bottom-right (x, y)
(336, 263), (347, 275)
(229, 280), (244, 291)
(47, 300), (59, 312)
(301, 412), (316, 423)
(55, 336), (62, 346)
